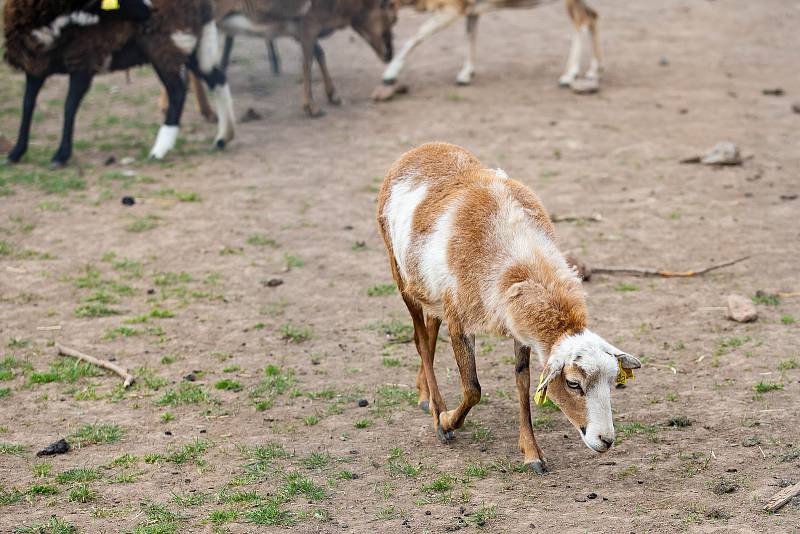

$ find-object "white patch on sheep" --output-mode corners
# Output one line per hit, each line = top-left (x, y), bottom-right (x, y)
(171, 32), (198, 54)
(212, 83), (236, 146)
(385, 176), (427, 282)
(32, 11), (99, 47)
(493, 168), (508, 179)
(197, 21), (220, 74)
(149, 125), (179, 160)
(416, 201), (458, 310)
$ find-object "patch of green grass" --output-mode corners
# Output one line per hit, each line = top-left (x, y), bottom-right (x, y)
(284, 254), (304, 269)
(467, 504), (498, 528)
(778, 358), (798, 371)
(376, 505), (399, 520)
(464, 464), (488, 479)
(125, 215), (160, 233)
(221, 489), (261, 504)
(68, 484), (97, 503)
(130, 503), (181, 534)
(74, 303), (121, 318)
(471, 425), (494, 446)
(615, 422), (660, 444)
(70, 423), (125, 446)
(247, 234), (278, 247)
(371, 320), (413, 344)
(250, 365), (294, 410)
(172, 492), (205, 507)
(27, 484), (59, 496)
(280, 324), (312, 343)
(13, 516), (78, 533)
(166, 439), (210, 465)
(753, 381), (783, 393)
(381, 357), (402, 368)
(354, 418), (372, 429)
(337, 470), (357, 480)
(222, 365), (241, 373)
(281, 472), (325, 501)
(300, 452), (330, 470)
(110, 454), (138, 467)
(160, 355), (177, 365)
(56, 467), (100, 484)
(156, 383), (210, 406)
(1, 486), (24, 505)
(32, 463), (52, 478)
(615, 282), (640, 292)
(136, 368), (168, 390)
(0, 387), (10, 398)
(303, 415), (320, 426)
(752, 292), (780, 306)
(248, 498), (294, 526)
(29, 357), (104, 385)
(215, 379), (242, 392)
(367, 284), (396, 297)
(781, 314), (795, 325)
(0, 443), (28, 456)
(422, 474), (455, 494)
(160, 412), (175, 423)
(371, 384), (417, 416)
(103, 326), (139, 340)
(209, 509), (237, 524)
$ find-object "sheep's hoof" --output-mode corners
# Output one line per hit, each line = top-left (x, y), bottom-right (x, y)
(418, 400), (430, 414)
(523, 460), (548, 475)
(303, 104), (325, 118)
(327, 93), (342, 106)
(7, 148), (24, 164)
(436, 425), (455, 444)
(215, 139), (226, 150)
(371, 83), (408, 102)
(49, 159), (67, 170)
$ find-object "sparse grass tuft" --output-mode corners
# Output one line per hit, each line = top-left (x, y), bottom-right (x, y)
(215, 379), (242, 392)
(14, 516), (77, 533)
(354, 418), (372, 429)
(0, 443), (27, 456)
(68, 484), (97, 503)
(280, 324), (312, 343)
(753, 381), (783, 393)
(367, 284), (396, 297)
(300, 452), (330, 470)
(166, 439), (210, 465)
(156, 383), (210, 406)
(70, 423), (125, 446)
(615, 282), (640, 292)
(56, 467), (100, 484)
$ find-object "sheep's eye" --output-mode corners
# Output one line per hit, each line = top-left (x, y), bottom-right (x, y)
(566, 380), (581, 390)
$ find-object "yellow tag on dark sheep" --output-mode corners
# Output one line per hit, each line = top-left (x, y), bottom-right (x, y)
(101, 0), (121, 10)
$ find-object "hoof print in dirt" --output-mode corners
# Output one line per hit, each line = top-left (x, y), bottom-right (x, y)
(36, 438), (70, 457)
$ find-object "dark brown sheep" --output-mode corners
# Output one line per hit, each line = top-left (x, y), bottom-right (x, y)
(214, 0), (397, 117)
(3, 0), (235, 166)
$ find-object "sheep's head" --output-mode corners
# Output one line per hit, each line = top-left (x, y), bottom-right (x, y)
(537, 330), (641, 453)
(351, 0), (397, 63)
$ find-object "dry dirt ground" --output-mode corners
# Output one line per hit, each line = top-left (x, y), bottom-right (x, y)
(1, 0), (799, 532)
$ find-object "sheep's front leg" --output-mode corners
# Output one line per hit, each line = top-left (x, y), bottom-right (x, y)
(456, 14), (479, 86)
(402, 294), (451, 442)
(514, 340), (548, 474)
(149, 68), (187, 160)
(51, 71), (93, 168)
(439, 330), (481, 434)
(300, 37), (323, 117)
(7, 73), (46, 164)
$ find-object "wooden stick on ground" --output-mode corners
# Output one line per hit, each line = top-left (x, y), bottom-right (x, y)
(591, 255), (750, 278)
(56, 343), (135, 388)
(764, 482), (800, 513)
(551, 213), (603, 223)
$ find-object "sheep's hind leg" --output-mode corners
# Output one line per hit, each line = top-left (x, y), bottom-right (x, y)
(7, 74), (45, 164)
(401, 293), (451, 443)
(514, 340), (548, 474)
(439, 330), (480, 434)
(416, 315), (441, 414)
(314, 42), (340, 106)
(267, 40), (281, 75)
(51, 72), (93, 168)
(149, 68), (186, 160)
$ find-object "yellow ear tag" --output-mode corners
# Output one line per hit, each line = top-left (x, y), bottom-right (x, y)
(101, 0), (121, 10)
(616, 361), (634, 385)
(533, 370), (548, 406)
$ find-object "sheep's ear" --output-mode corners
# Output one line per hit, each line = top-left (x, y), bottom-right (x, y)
(536, 361), (563, 392)
(616, 352), (641, 370)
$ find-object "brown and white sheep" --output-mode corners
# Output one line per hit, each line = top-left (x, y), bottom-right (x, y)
(213, 0), (397, 117)
(3, 0), (235, 166)
(376, 142), (640, 472)
(372, 0), (601, 100)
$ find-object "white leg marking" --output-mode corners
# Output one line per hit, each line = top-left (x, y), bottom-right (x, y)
(559, 26), (584, 87)
(171, 31), (198, 54)
(212, 83), (236, 146)
(456, 15), (478, 85)
(198, 21), (221, 73)
(149, 125), (179, 160)
(382, 8), (460, 83)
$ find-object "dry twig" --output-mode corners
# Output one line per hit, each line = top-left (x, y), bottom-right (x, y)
(764, 482), (800, 513)
(56, 343), (135, 388)
(591, 255), (750, 278)
(551, 213), (603, 223)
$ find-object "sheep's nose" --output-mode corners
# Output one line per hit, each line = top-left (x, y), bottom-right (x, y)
(599, 436), (614, 449)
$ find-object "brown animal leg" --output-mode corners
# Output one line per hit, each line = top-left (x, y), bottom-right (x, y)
(401, 293), (451, 443)
(514, 339), (548, 474)
(300, 36), (323, 118)
(439, 330), (480, 433)
(190, 72), (217, 123)
(313, 42), (340, 106)
(416, 315), (441, 414)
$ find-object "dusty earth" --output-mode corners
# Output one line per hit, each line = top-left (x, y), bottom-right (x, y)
(1, 0), (799, 532)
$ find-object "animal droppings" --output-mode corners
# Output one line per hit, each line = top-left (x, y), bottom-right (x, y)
(121, 196), (135, 206)
(36, 438), (70, 457)
(357, 399), (368, 407)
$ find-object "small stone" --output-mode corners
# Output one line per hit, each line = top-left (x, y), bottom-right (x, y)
(742, 436), (760, 447)
(762, 88), (784, 96)
(727, 294), (758, 323)
(780, 194), (798, 201)
(587, 492), (598, 499)
(240, 108), (263, 123)
(164, 431), (172, 436)
(658, 56), (669, 66)
(104, 155), (116, 166)
(700, 141), (742, 166)
(121, 196), (135, 206)
(184, 373), (197, 382)
(263, 278), (284, 288)
(147, 288), (155, 295)
(357, 399), (368, 408)
(199, 429), (206, 434)
(711, 479), (738, 495)
(792, 103), (800, 114)
(425, 511), (432, 516)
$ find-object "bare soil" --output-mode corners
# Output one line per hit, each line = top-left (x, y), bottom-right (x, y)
(1, 0), (799, 532)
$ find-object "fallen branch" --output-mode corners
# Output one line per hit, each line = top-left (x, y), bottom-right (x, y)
(56, 343), (135, 388)
(591, 255), (750, 278)
(764, 482), (800, 513)
(778, 291), (800, 299)
(551, 213), (603, 223)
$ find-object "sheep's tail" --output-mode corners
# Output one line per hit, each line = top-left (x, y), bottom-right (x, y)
(196, 19), (235, 147)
